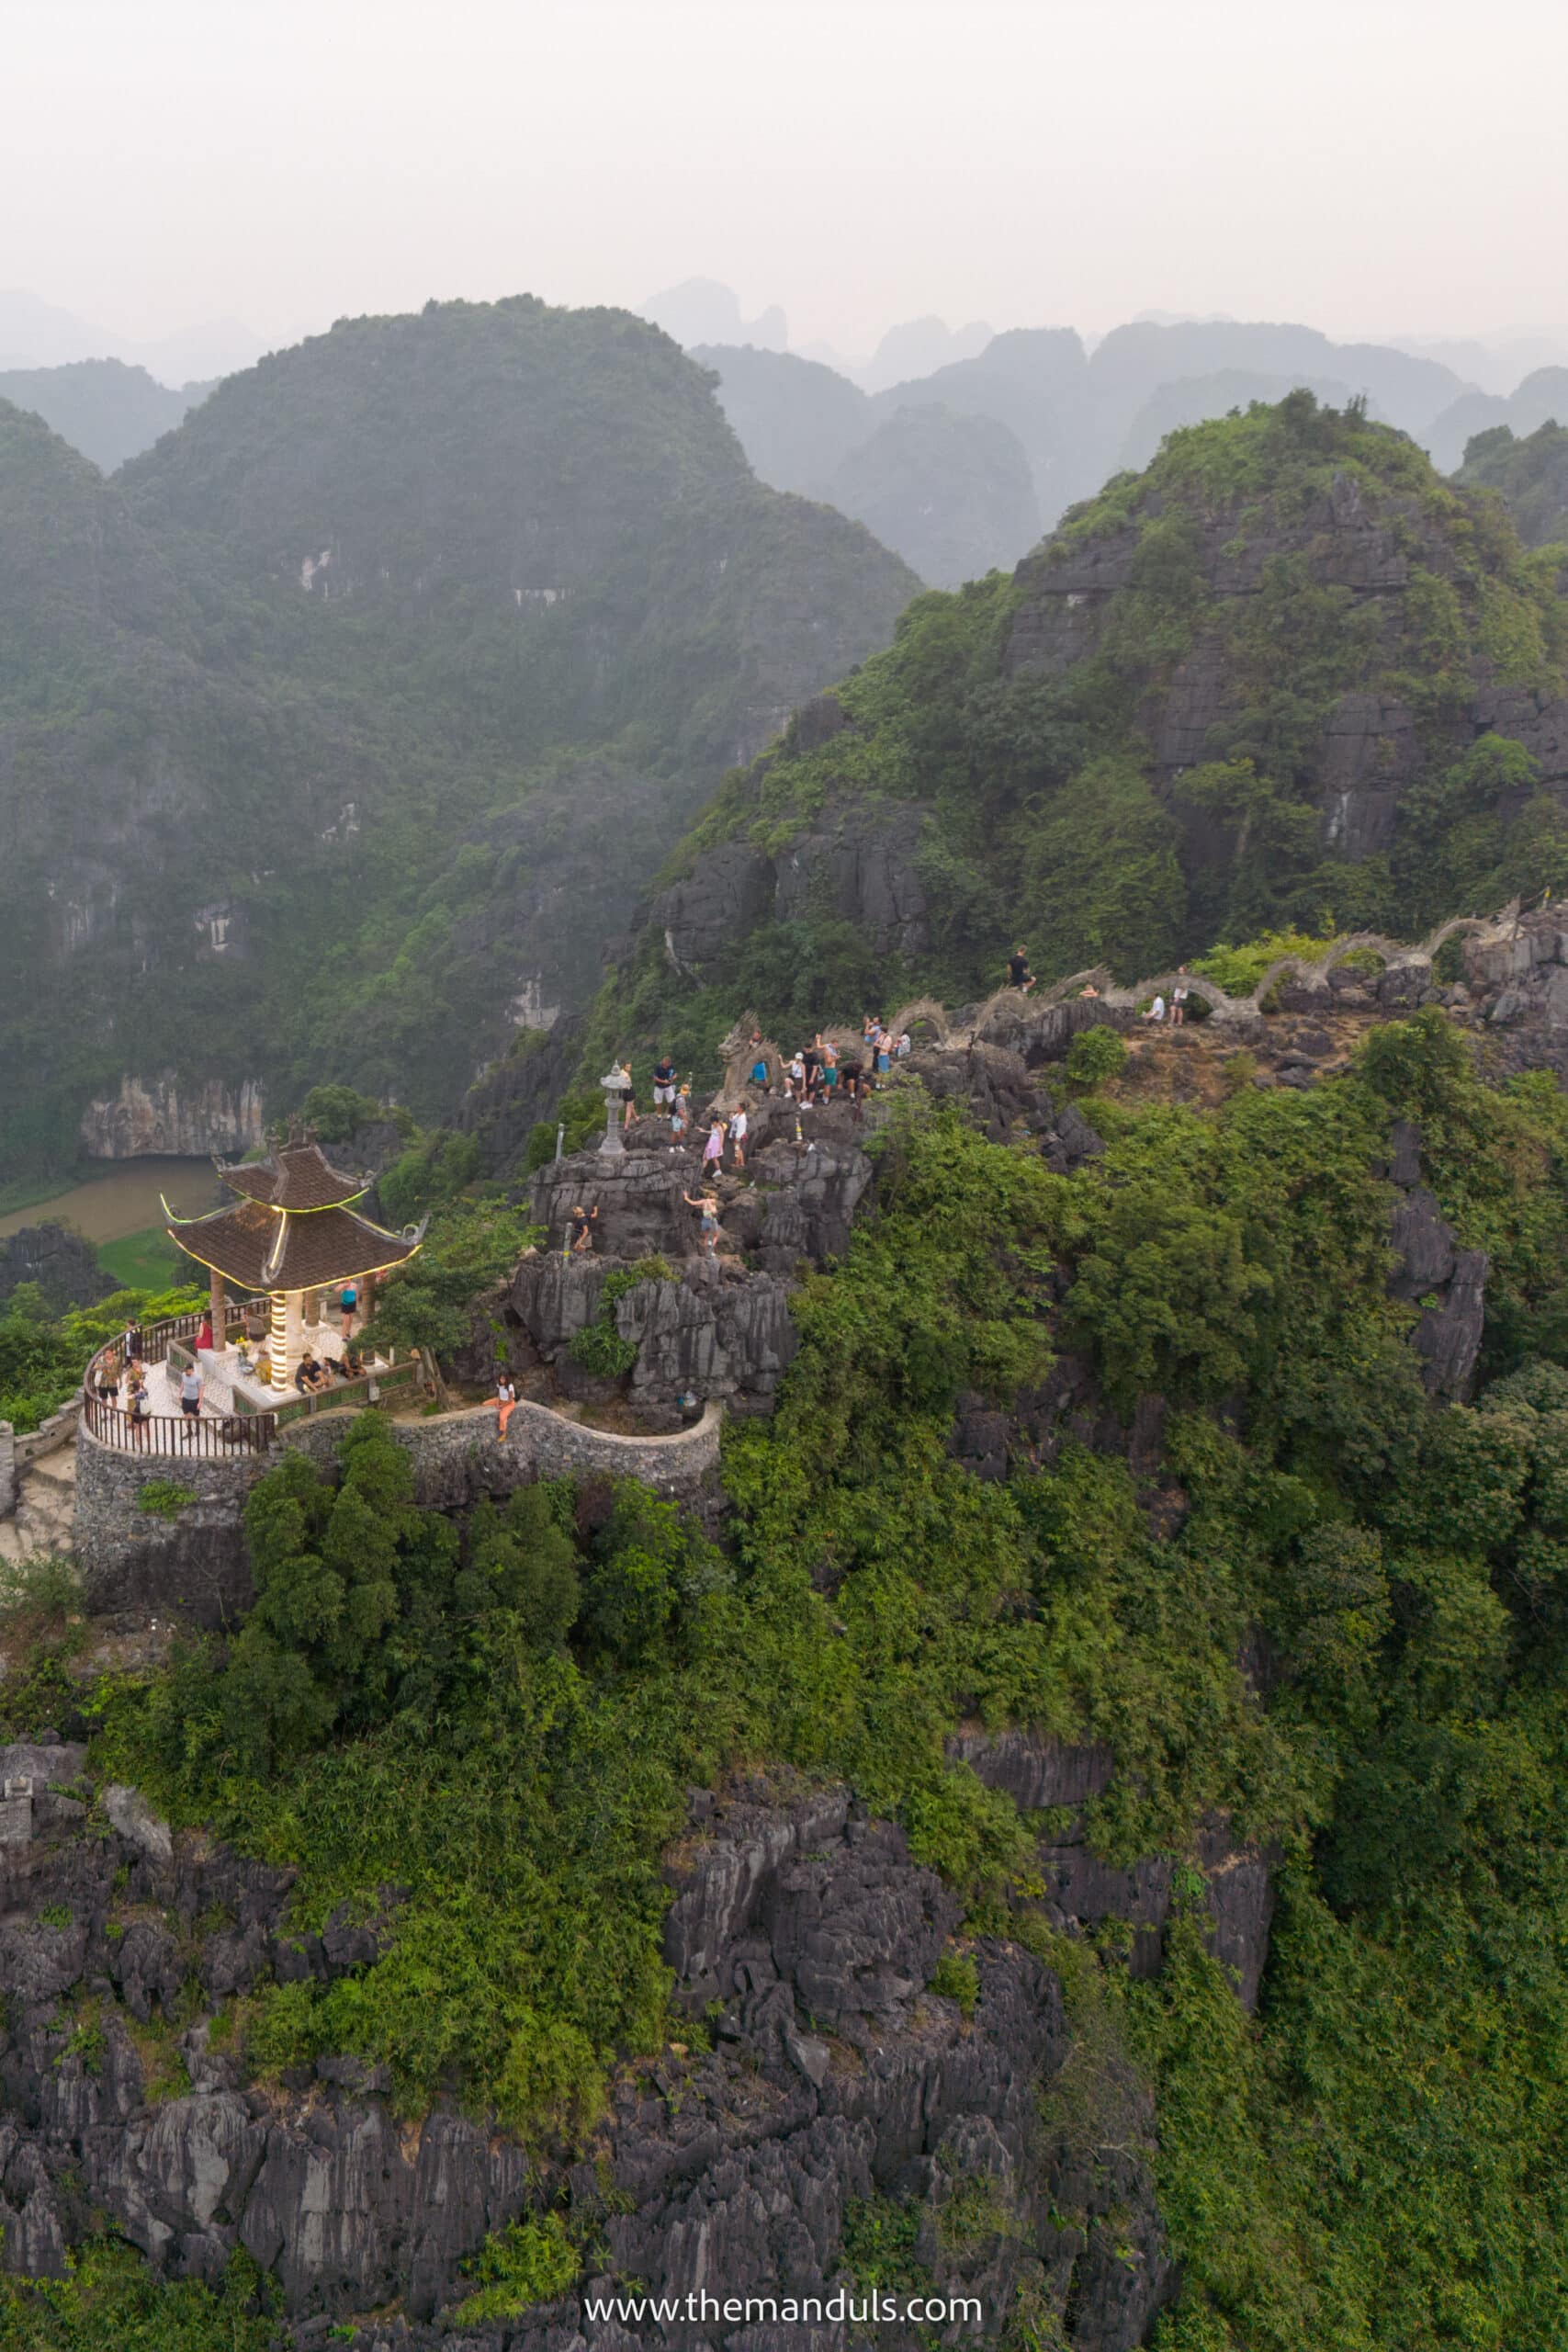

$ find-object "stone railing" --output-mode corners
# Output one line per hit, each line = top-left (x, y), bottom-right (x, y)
(705, 899), (1532, 1106)
(1, 1406), (81, 1523)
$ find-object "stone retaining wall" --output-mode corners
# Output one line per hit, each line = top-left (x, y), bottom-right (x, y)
(73, 1419), (265, 1623)
(13, 1401), (79, 1471)
(0, 1421), (13, 1522)
(73, 1397), (723, 1622)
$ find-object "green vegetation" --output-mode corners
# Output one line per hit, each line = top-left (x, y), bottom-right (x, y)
(0, 2244), (276, 2350)
(450, 2211), (581, 2322)
(13, 996), (1568, 2337)
(586, 395), (1568, 1100)
(135, 1482), (197, 1521)
(94, 1228), (180, 1292)
(0, 1278), (200, 1434)
(1457, 418), (1568, 551)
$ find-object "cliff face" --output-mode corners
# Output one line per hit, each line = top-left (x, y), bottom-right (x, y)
(5, 1742), (1267, 2346)
(76, 1074), (267, 1159)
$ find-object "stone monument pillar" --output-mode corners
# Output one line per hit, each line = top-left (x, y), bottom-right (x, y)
(600, 1064), (634, 1156)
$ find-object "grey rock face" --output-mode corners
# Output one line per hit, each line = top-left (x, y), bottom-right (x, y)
(1384, 1122), (1487, 1399)
(649, 798), (933, 978)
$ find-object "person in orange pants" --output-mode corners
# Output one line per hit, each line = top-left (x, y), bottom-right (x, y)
(495, 1374), (517, 1438)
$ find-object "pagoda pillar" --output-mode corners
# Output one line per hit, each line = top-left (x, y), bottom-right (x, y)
(209, 1267), (226, 1341)
(269, 1291), (305, 1395)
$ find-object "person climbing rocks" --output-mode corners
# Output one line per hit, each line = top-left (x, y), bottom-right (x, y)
(567, 1202), (598, 1257)
(495, 1372), (516, 1438)
(1171, 967), (1190, 1027)
(1008, 946), (1036, 993)
(730, 1102), (749, 1170)
(671, 1085), (691, 1139)
(652, 1054), (677, 1108)
(704, 1117), (727, 1172)
(682, 1188), (721, 1254)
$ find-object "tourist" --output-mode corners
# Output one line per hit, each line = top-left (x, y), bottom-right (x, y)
(875, 1032), (891, 1075)
(1145, 993), (1166, 1023)
(896, 1030), (911, 1058)
(821, 1041), (840, 1096)
(682, 1188), (721, 1254)
(130, 1376), (152, 1447)
(567, 1203), (598, 1257)
(495, 1372), (517, 1439)
(342, 1345), (366, 1380)
(1079, 983), (1100, 1000)
(121, 1318), (144, 1367)
(1008, 945), (1036, 993)
(295, 1351), (329, 1396)
(253, 1348), (273, 1386)
(96, 1349), (120, 1403)
(703, 1118), (727, 1173)
(652, 1053), (677, 1109)
(195, 1310), (214, 1353)
(671, 1086), (692, 1139)
(623, 1090), (640, 1130)
(749, 1031), (770, 1093)
(339, 1279), (359, 1337)
(786, 1050), (806, 1102)
(730, 1102), (749, 1170)
(179, 1361), (203, 1423)
(1171, 967), (1190, 1027)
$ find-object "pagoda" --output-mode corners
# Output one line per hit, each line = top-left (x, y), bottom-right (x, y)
(164, 1139), (426, 1396)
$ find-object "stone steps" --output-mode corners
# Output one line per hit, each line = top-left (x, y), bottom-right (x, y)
(1, 1442), (77, 1562)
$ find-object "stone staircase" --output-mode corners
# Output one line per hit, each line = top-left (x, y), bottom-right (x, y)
(0, 1443), (76, 1566)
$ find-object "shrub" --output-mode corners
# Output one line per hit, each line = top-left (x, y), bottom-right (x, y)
(566, 1321), (638, 1380)
(1064, 1025), (1129, 1089)
(137, 1480), (198, 1521)
(929, 1948), (979, 2016)
(451, 2212), (580, 2323)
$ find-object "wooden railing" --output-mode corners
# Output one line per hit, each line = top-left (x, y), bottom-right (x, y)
(82, 1311), (276, 1460)
(80, 1388), (277, 1457)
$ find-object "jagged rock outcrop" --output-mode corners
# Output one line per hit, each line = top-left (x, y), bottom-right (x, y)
(0, 1224), (112, 1315)
(652, 799), (932, 977)
(77, 1074), (266, 1159)
(3, 1753), (1204, 2347)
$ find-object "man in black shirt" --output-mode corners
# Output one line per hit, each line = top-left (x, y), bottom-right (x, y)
(1008, 946), (1036, 993)
(652, 1057), (677, 1108)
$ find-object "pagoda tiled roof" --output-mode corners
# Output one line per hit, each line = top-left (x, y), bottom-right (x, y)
(213, 1142), (367, 1211)
(166, 1199), (422, 1292)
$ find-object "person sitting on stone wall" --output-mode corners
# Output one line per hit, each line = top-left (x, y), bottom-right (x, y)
(495, 1373), (517, 1438)
(295, 1351), (330, 1396)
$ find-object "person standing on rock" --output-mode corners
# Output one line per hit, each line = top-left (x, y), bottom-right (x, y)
(1171, 968), (1190, 1027)
(566, 1203), (598, 1258)
(671, 1085), (691, 1139)
(652, 1054), (677, 1110)
(1009, 945), (1036, 993)
(748, 1033), (770, 1094)
(704, 1117), (727, 1174)
(730, 1102), (749, 1170)
(682, 1188), (721, 1255)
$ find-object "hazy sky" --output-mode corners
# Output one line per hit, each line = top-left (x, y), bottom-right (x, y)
(7, 0), (1564, 358)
